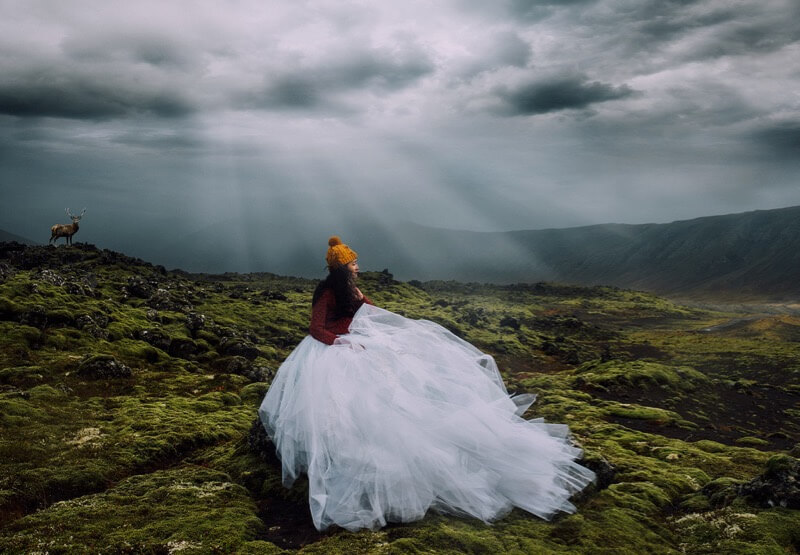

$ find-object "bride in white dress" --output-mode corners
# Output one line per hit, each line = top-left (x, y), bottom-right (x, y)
(258, 236), (595, 532)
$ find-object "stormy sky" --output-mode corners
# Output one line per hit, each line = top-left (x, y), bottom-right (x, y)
(1, 0), (799, 271)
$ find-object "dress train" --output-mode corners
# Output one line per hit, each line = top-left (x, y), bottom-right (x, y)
(258, 304), (595, 531)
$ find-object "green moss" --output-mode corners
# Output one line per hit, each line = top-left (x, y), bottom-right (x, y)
(574, 360), (708, 393)
(670, 508), (800, 554)
(735, 436), (771, 447)
(603, 403), (682, 423)
(1, 245), (799, 553)
(0, 466), (267, 553)
(241, 382), (270, 405)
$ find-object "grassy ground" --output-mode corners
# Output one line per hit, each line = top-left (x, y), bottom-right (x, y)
(0, 243), (798, 553)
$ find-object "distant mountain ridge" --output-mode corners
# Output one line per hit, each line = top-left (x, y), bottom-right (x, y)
(0, 229), (37, 245)
(147, 205), (800, 298)
(499, 205), (800, 296)
(342, 205), (800, 297)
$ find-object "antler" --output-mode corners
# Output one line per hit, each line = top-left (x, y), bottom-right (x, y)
(66, 208), (72, 217)
(80, 208), (86, 217)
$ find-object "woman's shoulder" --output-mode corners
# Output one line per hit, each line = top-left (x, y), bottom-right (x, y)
(312, 283), (335, 305)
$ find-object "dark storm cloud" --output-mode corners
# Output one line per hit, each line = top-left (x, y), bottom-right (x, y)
(495, 74), (634, 116)
(750, 121), (800, 154)
(0, 68), (194, 120)
(249, 47), (435, 111)
(2, 0), (800, 247)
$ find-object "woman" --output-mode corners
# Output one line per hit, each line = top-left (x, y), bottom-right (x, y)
(258, 236), (595, 532)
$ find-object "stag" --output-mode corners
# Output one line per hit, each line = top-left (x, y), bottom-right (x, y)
(50, 208), (86, 246)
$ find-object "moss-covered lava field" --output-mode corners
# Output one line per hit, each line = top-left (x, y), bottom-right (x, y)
(1, 242), (799, 553)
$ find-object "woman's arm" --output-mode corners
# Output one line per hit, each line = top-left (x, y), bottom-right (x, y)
(309, 290), (338, 345)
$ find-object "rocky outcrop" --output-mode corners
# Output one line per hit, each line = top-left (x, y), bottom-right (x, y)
(739, 455), (800, 509)
(77, 355), (133, 379)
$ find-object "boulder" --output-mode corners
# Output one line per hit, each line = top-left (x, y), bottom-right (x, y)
(75, 315), (109, 339)
(739, 455), (800, 509)
(19, 305), (48, 329)
(137, 329), (172, 352)
(168, 337), (200, 359)
(34, 269), (65, 286)
(185, 312), (206, 333)
(247, 417), (277, 463)
(581, 455), (616, 492)
(77, 355), (132, 379)
(145, 308), (161, 323)
(219, 338), (261, 360)
(125, 276), (156, 299)
(213, 356), (274, 382)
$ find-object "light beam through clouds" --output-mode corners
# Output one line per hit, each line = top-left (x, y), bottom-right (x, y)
(0, 0), (798, 273)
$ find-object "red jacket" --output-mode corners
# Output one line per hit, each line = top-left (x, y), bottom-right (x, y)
(309, 288), (373, 345)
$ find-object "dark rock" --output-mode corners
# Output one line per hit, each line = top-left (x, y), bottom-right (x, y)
(376, 269), (394, 287)
(85, 325), (109, 339)
(260, 290), (288, 301)
(248, 417), (276, 461)
(219, 338), (261, 360)
(92, 312), (110, 328)
(185, 312), (206, 333)
(148, 288), (193, 312)
(242, 331), (259, 344)
(210, 325), (237, 340)
(0, 241), (27, 260)
(77, 355), (133, 379)
(168, 337), (201, 359)
(19, 305), (48, 329)
(63, 281), (87, 296)
(581, 455), (616, 491)
(137, 329), (172, 351)
(126, 276), (156, 299)
(459, 307), (487, 326)
(252, 366), (276, 382)
(74, 314), (94, 329)
(213, 355), (252, 374)
(499, 316), (521, 329)
(0, 261), (14, 282)
(145, 308), (161, 322)
(34, 269), (65, 286)
(213, 356), (274, 382)
(739, 455), (800, 509)
(75, 314), (109, 339)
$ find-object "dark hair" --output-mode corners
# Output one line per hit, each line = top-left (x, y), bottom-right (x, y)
(312, 265), (360, 318)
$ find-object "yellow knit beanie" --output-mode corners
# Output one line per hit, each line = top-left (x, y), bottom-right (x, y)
(326, 236), (358, 269)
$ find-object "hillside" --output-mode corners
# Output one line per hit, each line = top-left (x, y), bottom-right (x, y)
(1, 242), (799, 553)
(143, 206), (800, 299)
(0, 229), (37, 245)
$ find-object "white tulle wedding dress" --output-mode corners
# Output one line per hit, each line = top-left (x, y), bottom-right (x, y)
(258, 303), (595, 532)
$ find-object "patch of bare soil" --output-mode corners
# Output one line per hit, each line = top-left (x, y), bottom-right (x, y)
(595, 381), (799, 451)
(256, 492), (336, 550)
